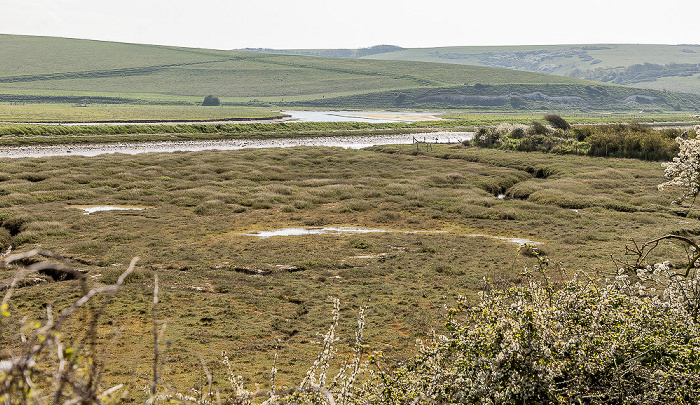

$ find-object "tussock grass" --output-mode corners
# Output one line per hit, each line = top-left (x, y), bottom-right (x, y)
(0, 144), (690, 394)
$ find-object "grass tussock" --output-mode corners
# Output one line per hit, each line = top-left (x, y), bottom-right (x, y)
(0, 144), (689, 395)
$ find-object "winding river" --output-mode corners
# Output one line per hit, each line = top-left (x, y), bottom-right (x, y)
(0, 132), (472, 158)
(0, 110), (468, 158)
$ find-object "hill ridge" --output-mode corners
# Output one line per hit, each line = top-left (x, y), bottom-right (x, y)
(1, 34), (699, 112)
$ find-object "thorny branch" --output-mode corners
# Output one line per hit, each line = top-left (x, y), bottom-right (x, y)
(0, 250), (140, 404)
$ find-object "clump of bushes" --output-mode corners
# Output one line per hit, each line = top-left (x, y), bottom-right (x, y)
(583, 123), (680, 160)
(471, 117), (682, 160)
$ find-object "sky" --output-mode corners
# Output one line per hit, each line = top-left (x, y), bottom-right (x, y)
(1, 0), (699, 50)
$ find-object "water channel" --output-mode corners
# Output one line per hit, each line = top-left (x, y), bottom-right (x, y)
(0, 132), (472, 158)
(0, 110), (468, 158)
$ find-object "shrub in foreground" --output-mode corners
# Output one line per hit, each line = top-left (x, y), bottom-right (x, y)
(362, 256), (700, 404)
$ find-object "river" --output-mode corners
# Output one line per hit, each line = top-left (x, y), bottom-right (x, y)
(0, 132), (472, 158)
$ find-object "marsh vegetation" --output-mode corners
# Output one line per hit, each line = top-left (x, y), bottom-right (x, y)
(1, 140), (695, 401)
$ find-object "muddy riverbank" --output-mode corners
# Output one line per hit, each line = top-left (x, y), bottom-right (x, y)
(0, 132), (472, 158)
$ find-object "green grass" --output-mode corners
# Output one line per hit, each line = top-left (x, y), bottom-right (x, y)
(0, 144), (692, 398)
(0, 34), (574, 102)
(361, 44), (700, 70)
(0, 103), (284, 123)
(359, 44), (700, 96)
(0, 120), (449, 147)
(3, 34), (700, 112)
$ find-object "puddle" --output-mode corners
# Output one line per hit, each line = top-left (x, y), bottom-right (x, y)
(241, 226), (541, 246)
(68, 205), (149, 215)
(242, 227), (444, 238)
(467, 234), (542, 245)
(282, 110), (443, 123)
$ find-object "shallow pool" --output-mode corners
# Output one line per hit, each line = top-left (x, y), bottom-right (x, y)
(241, 226), (541, 245)
(242, 227), (444, 238)
(68, 205), (148, 215)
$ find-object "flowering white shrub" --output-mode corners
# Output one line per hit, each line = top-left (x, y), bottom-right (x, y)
(360, 267), (700, 404)
(658, 125), (700, 202)
(495, 123), (530, 135)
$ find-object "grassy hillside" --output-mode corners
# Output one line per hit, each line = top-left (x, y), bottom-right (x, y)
(267, 44), (700, 96)
(2, 35), (700, 116)
(358, 44), (700, 95)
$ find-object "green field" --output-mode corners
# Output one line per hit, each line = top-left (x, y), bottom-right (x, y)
(3, 35), (700, 116)
(281, 44), (700, 96)
(0, 103), (285, 123)
(1, 144), (693, 400)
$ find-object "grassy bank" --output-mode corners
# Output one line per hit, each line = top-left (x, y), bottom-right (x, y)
(0, 103), (285, 123)
(0, 112), (698, 148)
(0, 144), (692, 399)
(0, 121), (451, 147)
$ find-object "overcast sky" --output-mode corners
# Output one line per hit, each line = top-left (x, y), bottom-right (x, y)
(1, 0), (699, 50)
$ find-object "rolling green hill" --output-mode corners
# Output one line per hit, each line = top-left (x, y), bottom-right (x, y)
(2, 34), (700, 113)
(262, 44), (700, 95)
(349, 44), (700, 96)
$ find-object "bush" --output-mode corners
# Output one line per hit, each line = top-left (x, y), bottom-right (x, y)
(543, 114), (571, 130)
(518, 133), (555, 152)
(472, 127), (502, 148)
(509, 126), (525, 139)
(362, 254), (700, 404)
(586, 125), (679, 160)
(202, 95), (221, 106)
(528, 121), (549, 135)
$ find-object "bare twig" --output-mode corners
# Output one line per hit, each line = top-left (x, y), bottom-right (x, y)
(0, 251), (140, 404)
(197, 355), (213, 401)
(150, 273), (160, 401)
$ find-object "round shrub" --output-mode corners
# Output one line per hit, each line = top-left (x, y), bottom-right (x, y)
(528, 121), (549, 135)
(202, 95), (221, 106)
(543, 114), (571, 130)
(509, 126), (525, 139)
(473, 127), (502, 148)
